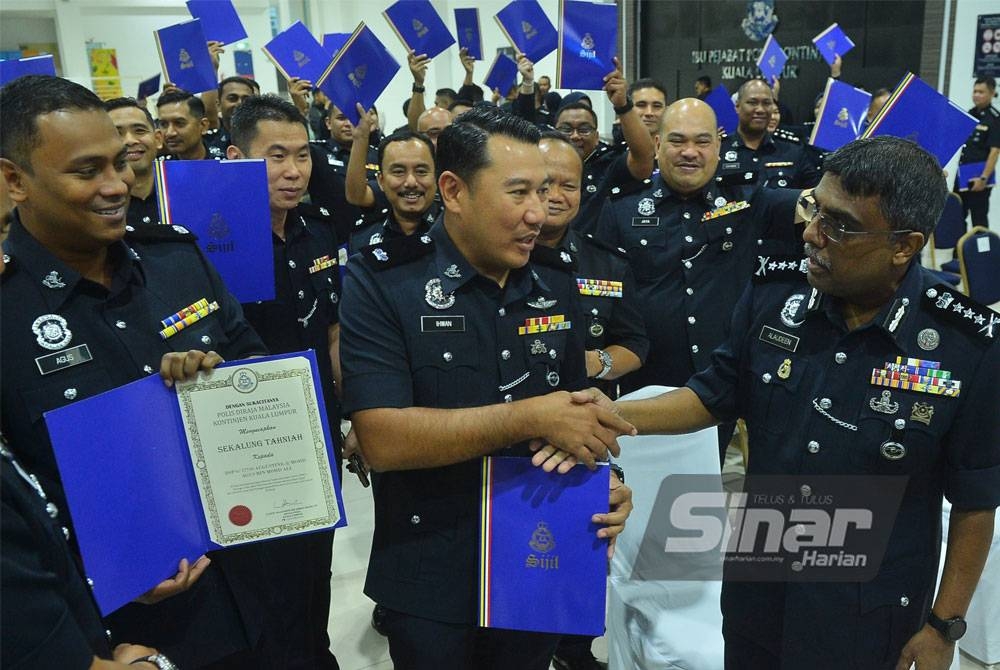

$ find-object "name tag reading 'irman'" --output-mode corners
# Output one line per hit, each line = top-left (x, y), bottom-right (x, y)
(421, 315), (467, 332)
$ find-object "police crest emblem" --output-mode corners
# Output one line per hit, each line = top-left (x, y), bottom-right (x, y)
(780, 293), (806, 328)
(637, 197), (656, 216)
(32, 314), (72, 351)
(741, 0), (779, 41)
(425, 278), (456, 310)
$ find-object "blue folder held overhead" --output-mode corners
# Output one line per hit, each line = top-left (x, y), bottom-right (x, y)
(45, 350), (346, 616)
(495, 0), (559, 63)
(154, 19), (218, 93)
(454, 8), (484, 60)
(556, 0), (617, 90)
(957, 162), (997, 191)
(484, 52), (519, 95)
(0, 54), (57, 85)
(186, 0), (248, 45)
(861, 72), (978, 168)
(316, 23), (401, 126)
(705, 84), (739, 135)
(479, 456), (609, 636)
(262, 21), (333, 84)
(809, 78), (871, 151)
(323, 33), (352, 56)
(812, 23), (855, 66)
(137, 73), (161, 99)
(756, 34), (786, 83)
(383, 0), (456, 60)
(154, 158), (275, 303)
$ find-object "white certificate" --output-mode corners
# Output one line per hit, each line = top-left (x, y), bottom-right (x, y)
(176, 356), (340, 546)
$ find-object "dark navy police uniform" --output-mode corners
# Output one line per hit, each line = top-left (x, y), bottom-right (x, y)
(686, 261), (1000, 669)
(955, 103), (1000, 227)
(340, 222), (586, 670)
(347, 207), (438, 255)
(717, 131), (820, 190)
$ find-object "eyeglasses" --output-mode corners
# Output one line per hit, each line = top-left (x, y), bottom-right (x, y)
(798, 195), (914, 245)
(555, 124), (596, 137)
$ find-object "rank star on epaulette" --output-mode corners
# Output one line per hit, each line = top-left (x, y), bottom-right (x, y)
(701, 200), (750, 221)
(924, 285), (999, 343)
(754, 255), (808, 279)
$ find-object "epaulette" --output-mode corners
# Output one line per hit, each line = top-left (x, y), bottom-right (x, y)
(297, 201), (336, 222)
(751, 254), (808, 283)
(986, 106), (999, 119)
(359, 233), (434, 271)
(530, 243), (577, 272)
(582, 232), (628, 259)
(922, 285), (999, 346)
(125, 223), (198, 242)
(772, 128), (802, 144)
(608, 177), (652, 200)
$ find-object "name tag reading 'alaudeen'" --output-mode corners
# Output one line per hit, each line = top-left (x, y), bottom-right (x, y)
(421, 315), (466, 332)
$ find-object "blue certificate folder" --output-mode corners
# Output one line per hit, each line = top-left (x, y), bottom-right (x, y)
(478, 457), (609, 636)
(454, 8), (484, 60)
(556, 0), (617, 90)
(484, 52), (518, 94)
(317, 23), (401, 126)
(957, 162), (997, 190)
(0, 54), (56, 85)
(45, 350), (347, 616)
(812, 22), (855, 66)
(495, 0), (558, 63)
(756, 34), (787, 82)
(323, 32), (352, 56)
(383, 0), (456, 60)
(861, 72), (978, 168)
(705, 84), (739, 135)
(137, 73), (161, 99)
(153, 159), (274, 303)
(154, 19), (217, 94)
(809, 78), (871, 151)
(262, 21), (333, 84)
(186, 0), (247, 45)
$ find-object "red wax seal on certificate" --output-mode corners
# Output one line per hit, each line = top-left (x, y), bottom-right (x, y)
(228, 505), (252, 526)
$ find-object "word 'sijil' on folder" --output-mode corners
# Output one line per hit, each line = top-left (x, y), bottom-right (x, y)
(262, 20), (333, 84)
(861, 72), (978, 168)
(479, 456), (608, 636)
(454, 8), (484, 60)
(317, 22), (401, 126)
(810, 78), (871, 151)
(495, 0), (558, 63)
(556, 0), (618, 90)
(154, 19), (217, 94)
(46, 351), (347, 616)
(154, 158), (275, 303)
(383, 0), (456, 60)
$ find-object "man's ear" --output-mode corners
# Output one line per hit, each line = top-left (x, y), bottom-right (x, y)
(226, 146), (244, 160)
(153, 129), (164, 152)
(199, 117), (210, 134)
(437, 170), (465, 214)
(893, 231), (926, 267)
(0, 158), (29, 204)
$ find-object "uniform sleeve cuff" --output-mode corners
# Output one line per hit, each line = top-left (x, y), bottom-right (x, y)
(945, 461), (1000, 509)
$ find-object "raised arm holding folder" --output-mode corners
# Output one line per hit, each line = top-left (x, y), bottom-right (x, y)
(316, 22), (401, 126)
(186, 0), (247, 45)
(957, 162), (997, 190)
(454, 8), (484, 60)
(812, 22), (855, 66)
(483, 52), (519, 95)
(556, 0), (618, 90)
(809, 78), (871, 151)
(154, 19), (217, 94)
(705, 84), (739, 135)
(154, 158), (275, 303)
(262, 20), (333, 84)
(383, 0), (455, 60)
(45, 351), (347, 615)
(756, 34), (787, 83)
(0, 54), (56, 86)
(495, 0), (558, 63)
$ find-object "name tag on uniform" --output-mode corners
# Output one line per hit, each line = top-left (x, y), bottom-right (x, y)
(721, 162), (741, 171)
(631, 217), (660, 227)
(328, 156), (344, 167)
(35, 343), (94, 376)
(759, 325), (799, 353)
(421, 315), (466, 332)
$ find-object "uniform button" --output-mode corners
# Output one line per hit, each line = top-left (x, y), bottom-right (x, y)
(143, 365), (154, 374)
(683, 212), (691, 220)
(64, 388), (78, 400)
(298, 290), (305, 299)
(504, 394), (513, 403)
(894, 419), (906, 430)
(762, 373), (772, 383)
(683, 261), (692, 269)
(900, 596), (909, 607)
(800, 484), (812, 497)
(757, 239), (763, 246)
(201, 335), (212, 345)
(684, 235), (694, 243)
(63, 527), (71, 540)
(725, 227), (733, 235)
(46, 502), (59, 518)
(86, 577), (94, 587)
(548, 349), (557, 359)
(819, 398), (832, 409)
(498, 308), (506, 316)
(835, 352), (847, 364)
(501, 349), (511, 360)
(410, 515), (421, 525)
(807, 440), (820, 454)
(640, 239), (648, 246)
(691, 345), (699, 353)
(687, 316), (696, 324)
(752, 157), (759, 162)
(288, 259), (297, 268)
(442, 352), (453, 362)
(115, 320), (127, 329)
(686, 287), (694, 296)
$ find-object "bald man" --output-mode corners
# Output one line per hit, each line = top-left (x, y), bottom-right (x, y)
(595, 98), (803, 452)
(416, 106), (452, 149)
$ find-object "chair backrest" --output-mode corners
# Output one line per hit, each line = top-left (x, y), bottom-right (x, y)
(957, 226), (1000, 305)
(928, 192), (966, 267)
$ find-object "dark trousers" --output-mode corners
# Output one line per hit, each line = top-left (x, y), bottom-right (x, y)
(381, 607), (560, 670)
(958, 187), (992, 228)
(723, 626), (781, 670)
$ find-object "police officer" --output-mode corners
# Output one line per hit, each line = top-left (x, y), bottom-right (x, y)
(307, 103), (380, 228)
(339, 106), (634, 670)
(203, 76), (258, 158)
(955, 76), (1000, 227)
(156, 91), (215, 161)
(596, 98), (801, 400)
(106, 97), (164, 227)
(0, 75), (273, 667)
(552, 137), (1000, 670)
(226, 94), (341, 669)
(718, 79), (819, 190)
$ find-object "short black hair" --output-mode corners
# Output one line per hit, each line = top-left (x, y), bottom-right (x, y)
(230, 94), (308, 153)
(156, 90), (206, 119)
(0, 75), (104, 170)
(104, 97), (156, 128)
(456, 83), (485, 103)
(823, 136), (947, 239)
(435, 87), (457, 100)
(555, 102), (598, 127)
(974, 76), (996, 92)
(217, 76), (258, 97)
(448, 99), (473, 112)
(629, 78), (668, 101)
(696, 75), (712, 88)
(437, 106), (540, 188)
(377, 129), (435, 170)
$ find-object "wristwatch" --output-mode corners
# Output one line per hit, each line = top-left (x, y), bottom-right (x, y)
(130, 654), (179, 670)
(613, 97), (634, 115)
(594, 349), (613, 379)
(609, 462), (625, 485)
(411, 83), (426, 93)
(927, 612), (967, 642)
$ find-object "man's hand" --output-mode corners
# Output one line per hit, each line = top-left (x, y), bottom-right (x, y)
(895, 624), (955, 670)
(517, 52), (535, 82)
(594, 470), (632, 560)
(970, 177), (987, 192)
(352, 103), (376, 141)
(159, 350), (224, 388)
(604, 57), (628, 108)
(529, 389), (634, 472)
(208, 41), (224, 72)
(459, 47), (475, 77)
(112, 643), (160, 665)
(135, 556), (211, 605)
(289, 77), (312, 115)
(831, 54), (843, 79)
(408, 50), (430, 86)
(161, 82), (183, 96)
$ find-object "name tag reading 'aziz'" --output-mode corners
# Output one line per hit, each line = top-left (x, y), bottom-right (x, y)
(421, 315), (467, 332)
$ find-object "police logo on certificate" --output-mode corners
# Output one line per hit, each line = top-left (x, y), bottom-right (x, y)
(32, 314), (72, 350)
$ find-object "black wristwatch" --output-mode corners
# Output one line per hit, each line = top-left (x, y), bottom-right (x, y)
(609, 463), (625, 485)
(411, 83), (426, 93)
(927, 611), (967, 642)
(613, 97), (634, 115)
